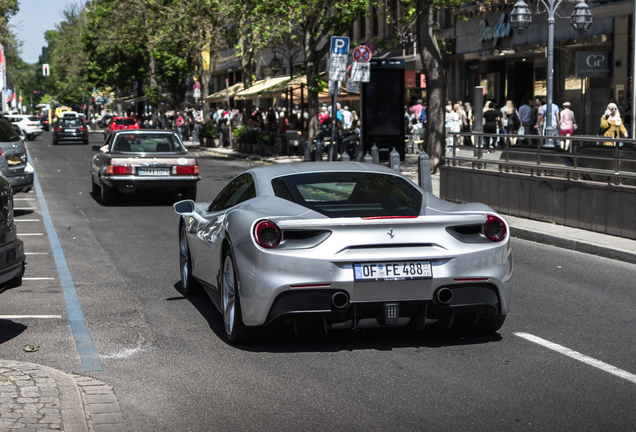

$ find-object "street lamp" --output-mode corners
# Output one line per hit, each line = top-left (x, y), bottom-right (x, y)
(268, 53), (282, 76)
(510, 0), (592, 141)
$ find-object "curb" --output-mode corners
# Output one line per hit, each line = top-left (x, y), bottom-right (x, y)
(510, 226), (636, 265)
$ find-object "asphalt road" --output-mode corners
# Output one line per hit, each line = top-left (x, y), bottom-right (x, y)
(1, 131), (636, 431)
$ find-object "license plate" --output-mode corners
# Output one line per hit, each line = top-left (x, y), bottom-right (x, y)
(354, 261), (432, 281)
(139, 168), (169, 176)
(65, 129), (75, 133)
(7, 155), (21, 165)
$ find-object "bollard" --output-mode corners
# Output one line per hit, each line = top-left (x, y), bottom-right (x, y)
(275, 138), (283, 156)
(341, 151), (350, 162)
(363, 151), (373, 163)
(371, 143), (380, 164)
(355, 143), (364, 162)
(304, 139), (312, 161)
(315, 140), (324, 161)
(389, 147), (400, 172)
(418, 151), (433, 193)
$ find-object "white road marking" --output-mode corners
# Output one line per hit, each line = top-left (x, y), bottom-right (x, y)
(515, 332), (636, 385)
(20, 233), (44, 236)
(23, 277), (55, 280)
(15, 219), (41, 222)
(25, 252), (49, 255)
(0, 315), (62, 319)
(101, 347), (144, 359)
(14, 198), (36, 201)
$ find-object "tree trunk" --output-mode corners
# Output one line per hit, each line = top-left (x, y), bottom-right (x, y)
(416, 0), (445, 172)
(149, 53), (158, 127)
(201, 53), (213, 122)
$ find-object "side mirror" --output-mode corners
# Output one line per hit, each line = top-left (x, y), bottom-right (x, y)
(173, 199), (195, 215)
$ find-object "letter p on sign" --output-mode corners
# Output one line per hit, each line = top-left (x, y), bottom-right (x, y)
(330, 36), (350, 55)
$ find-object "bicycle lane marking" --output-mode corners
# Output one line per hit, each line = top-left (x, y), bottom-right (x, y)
(515, 332), (636, 385)
(30, 151), (103, 372)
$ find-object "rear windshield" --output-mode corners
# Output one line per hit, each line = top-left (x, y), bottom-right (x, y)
(272, 172), (422, 218)
(59, 118), (85, 126)
(0, 118), (20, 142)
(111, 133), (185, 153)
(28, 116), (39, 122)
(115, 118), (137, 126)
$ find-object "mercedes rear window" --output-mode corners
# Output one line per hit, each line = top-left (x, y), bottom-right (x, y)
(272, 172), (422, 218)
(111, 133), (185, 153)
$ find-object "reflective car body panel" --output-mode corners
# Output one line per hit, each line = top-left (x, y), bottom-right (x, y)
(176, 163), (513, 333)
(52, 117), (89, 144)
(0, 173), (26, 294)
(0, 117), (33, 193)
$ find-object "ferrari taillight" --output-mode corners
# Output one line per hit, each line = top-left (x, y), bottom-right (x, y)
(484, 215), (506, 242)
(172, 165), (199, 175)
(254, 220), (281, 249)
(107, 165), (133, 175)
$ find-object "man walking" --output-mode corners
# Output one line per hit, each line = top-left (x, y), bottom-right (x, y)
(518, 98), (534, 146)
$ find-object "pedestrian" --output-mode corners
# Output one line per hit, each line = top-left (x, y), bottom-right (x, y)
(538, 99), (560, 136)
(503, 100), (520, 146)
(600, 102), (628, 146)
(533, 98), (542, 135)
(518, 98), (534, 146)
(319, 107), (329, 124)
(342, 106), (352, 130)
(175, 111), (184, 140)
(445, 105), (461, 153)
(558, 102), (575, 151)
(483, 101), (500, 151)
(463, 102), (473, 146)
(412, 99), (424, 120)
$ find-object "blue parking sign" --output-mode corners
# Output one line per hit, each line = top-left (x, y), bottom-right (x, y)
(330, 36), (350, 55)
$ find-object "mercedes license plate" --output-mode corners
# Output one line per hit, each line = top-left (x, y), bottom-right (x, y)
(7, 155), (21, 165)
(354, 261), (432, 281)
(139, 168), (169, 176)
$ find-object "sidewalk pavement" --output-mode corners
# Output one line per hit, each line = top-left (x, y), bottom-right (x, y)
(0, 360), (126, 432)
(2, 142), (634, 432)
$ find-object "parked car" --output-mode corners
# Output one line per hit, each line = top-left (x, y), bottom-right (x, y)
(0, 117), (34, 194)
(90, 130), (199, 205)
(104, 116), (139, 139)
(5, 114), (43, 141)
(173, 163), (513, 344)
(52, 117), (89, 145)
(0, 172), (26, 294)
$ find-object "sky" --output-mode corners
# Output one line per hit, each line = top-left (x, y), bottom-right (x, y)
(9, 0), (68, 64)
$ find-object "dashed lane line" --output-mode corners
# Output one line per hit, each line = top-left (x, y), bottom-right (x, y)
(20, 233), (44, 236)
(23, 277), (55, 281)
(15, 219), (41, 222)
(25, 252), (49, 255)
(515, 332), (636, 385)
(0, 315), (62, 319)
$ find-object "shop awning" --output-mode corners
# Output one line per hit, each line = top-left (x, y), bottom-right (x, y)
(275, 75), (359, 102)
(233, 76), (291, 100)
(203, 82), (245, 103)
(258, 75), (307, 98)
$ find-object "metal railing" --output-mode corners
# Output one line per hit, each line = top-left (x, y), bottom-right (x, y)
(441, 132), (636, 186)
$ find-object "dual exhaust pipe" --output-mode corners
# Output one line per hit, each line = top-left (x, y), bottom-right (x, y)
(331, 288), (453, 309)
(435, 287), (454, 305)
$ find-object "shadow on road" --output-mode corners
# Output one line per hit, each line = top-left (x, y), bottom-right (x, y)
(170, 282), (504, 353)
(0, 319), (27, 344)
(89, 190), (186, 207)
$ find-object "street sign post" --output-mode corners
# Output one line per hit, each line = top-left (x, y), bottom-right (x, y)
(329, 36), (350, 161)
(351, 62), (371, 83)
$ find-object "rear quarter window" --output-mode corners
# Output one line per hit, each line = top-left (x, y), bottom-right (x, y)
(0, 118), (21, 142)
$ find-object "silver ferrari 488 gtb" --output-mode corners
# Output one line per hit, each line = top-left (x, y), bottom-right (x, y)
(174, 162), (513, 344)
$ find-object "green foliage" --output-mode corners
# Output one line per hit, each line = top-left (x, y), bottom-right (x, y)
(258, 132), (277, 146)
(233, 126), (260, 145)
(200, 123), (220, 139)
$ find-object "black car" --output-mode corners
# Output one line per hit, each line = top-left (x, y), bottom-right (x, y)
(52, 117), (89, 145)
(0, 174), (26, 294)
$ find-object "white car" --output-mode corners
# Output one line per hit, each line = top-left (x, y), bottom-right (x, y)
(5, 115), (42, 141)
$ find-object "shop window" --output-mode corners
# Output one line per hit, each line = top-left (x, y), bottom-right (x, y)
(359, 12), (366, 39)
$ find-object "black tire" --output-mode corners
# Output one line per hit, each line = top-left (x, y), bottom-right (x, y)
(52, 140), (58, 145)
(27, 134), (34, 141)
(100, 181), (116, 205)
(221, 249), (258, 344)
(179, 225), (202, 295)
(91, 176), (100, 195)
(83, 140), (89, 145)
(181, 185), (197, 201)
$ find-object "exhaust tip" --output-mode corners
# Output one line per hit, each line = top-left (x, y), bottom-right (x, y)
(435, 288), (454, 305)
(331, 292), (350, 309)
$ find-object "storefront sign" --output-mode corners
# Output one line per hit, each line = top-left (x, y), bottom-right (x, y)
(576, 52), (611, 77)
(478, 13), (512, 47)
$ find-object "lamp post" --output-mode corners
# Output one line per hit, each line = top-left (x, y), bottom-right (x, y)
(268, 53), (282, 76)
(510, 0), (592, 142)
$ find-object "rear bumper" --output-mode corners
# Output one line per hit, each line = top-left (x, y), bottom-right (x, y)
(102, 175), (200, 192)
(53, 132), (88, 141)
(0, 237), (26, 294)
(6, 163), (34, 193)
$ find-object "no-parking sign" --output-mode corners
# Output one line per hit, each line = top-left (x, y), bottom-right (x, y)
(353, 45), (372, 63)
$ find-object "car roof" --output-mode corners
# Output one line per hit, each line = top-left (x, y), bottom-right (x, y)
(110, 129), (175, 135)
